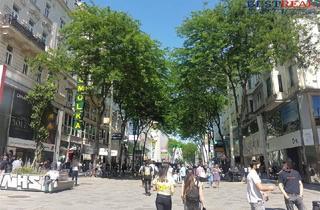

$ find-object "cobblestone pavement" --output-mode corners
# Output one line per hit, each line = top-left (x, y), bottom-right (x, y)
(0, 177), (319, 210)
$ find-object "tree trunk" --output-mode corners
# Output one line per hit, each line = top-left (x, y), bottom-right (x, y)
(214, 116), (227, 156)
(141, 132), (147, 165)
(32, 140), (44, 170)
(228, 75), (245, 167)
(132, 139), (137, 173)
(118, 121), (126, 174)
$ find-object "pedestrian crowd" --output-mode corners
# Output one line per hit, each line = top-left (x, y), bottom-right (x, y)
(0, 151), (23, 175)
(138, 157), (309, 210)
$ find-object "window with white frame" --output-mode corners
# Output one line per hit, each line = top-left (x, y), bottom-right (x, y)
(60, 18), (65, 29)
(36, 66), (42, 82)
(23, 58), (28, 75)
(42, 32), (48, 43)
(28, 19), (35, 33)
(44, 3), (50, 18)
(12, 4), (20, 19)
(5, 45), (13, 65)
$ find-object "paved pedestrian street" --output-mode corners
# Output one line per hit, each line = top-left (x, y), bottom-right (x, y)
(0, 177), (319, 210)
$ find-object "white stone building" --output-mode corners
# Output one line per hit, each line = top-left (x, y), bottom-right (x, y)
(221, 17), (320, 183)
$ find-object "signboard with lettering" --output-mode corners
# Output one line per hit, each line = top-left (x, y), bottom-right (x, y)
(9, 90), (33, 140)
(98, 148), (118, 156)
(0, 174), (44, 191)
(112, 133), (122, 140)
(0, 64), (7, 103)
(266, 130), (302, 152)
(73, 78), (86, 130)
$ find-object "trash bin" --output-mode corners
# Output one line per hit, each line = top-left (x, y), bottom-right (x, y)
(313, 201), (320, 210)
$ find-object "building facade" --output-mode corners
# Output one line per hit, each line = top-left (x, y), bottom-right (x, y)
(221, 18), (320, 183)
(0, 0), (125, 166)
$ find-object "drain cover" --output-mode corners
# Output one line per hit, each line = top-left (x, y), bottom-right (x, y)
(8, 195), (30, 198)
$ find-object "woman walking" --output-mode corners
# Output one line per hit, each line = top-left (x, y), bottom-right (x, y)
(181, 170), (206, 210)
(153, 164), (175, 210)
(212, 164), (221, 188)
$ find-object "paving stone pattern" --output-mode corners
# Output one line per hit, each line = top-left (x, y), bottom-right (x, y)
(0, 177), (319, 210)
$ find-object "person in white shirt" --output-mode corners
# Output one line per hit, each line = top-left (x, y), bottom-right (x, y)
(12, 158), (22, 172)
(247, 160), (274, 210)
(71, 159), (80, 185)
(180, 164), (186, 182)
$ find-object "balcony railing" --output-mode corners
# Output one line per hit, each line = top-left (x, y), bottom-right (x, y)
(2, 14), (45, 50)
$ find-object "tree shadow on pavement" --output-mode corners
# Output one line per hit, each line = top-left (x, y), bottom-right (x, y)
(102, 175), (142, 181)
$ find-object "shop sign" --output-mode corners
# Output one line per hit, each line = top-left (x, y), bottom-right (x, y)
(266, 130), (302, 152)
(98, 148), (118, 156)
(73, 78), (86, 130)
(112, 133), (122, 140)
(0, 64), (7, 103)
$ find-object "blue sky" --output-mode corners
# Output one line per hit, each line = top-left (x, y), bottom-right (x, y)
(85, 0), (218, 49)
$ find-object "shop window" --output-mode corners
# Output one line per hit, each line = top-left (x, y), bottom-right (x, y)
(280, 100), (299, 134)
(36, 67), (42, 82)
(28, 19), (35, 33)
(5, 45), (13, 65)
(60, 18), (65, 29)
(12, 4), (20, 19)
(44, 3), (50, 18)
(312, 96), (320, 126)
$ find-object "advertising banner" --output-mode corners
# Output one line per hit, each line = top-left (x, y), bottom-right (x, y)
(9, 90), (33, 140)
(73, 77), (86, 130)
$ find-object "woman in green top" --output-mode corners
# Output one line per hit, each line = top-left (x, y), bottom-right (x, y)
(153, 163), (175, 210)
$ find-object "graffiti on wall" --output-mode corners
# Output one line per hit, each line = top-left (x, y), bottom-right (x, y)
(0, 174), (44, 191)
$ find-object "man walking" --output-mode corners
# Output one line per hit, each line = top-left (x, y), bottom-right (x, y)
(247, 160), (274, 210)
(180, 164), (186, 182)
(142, 160), (153, 196)
(278, 158), (305, 210)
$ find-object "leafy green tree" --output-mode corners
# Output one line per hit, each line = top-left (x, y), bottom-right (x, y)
(182, 143), (197, 163)
(175, 0), (299, 165)
(33, 6), (169, 168)
(168, 138), (183, 157)
(25, 82), (56, 168)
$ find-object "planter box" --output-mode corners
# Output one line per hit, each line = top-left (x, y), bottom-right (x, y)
(0, 171), (73, 193)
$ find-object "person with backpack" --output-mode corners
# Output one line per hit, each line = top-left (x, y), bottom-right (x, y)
(181, 169), (206, 210)
(142, 160), (153, 196)
(153, 163), (175, 210)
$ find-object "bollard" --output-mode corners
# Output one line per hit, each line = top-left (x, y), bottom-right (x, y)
(313, 201), (320, 210)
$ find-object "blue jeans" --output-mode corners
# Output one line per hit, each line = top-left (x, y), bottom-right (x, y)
(285, 194), (305, 210)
